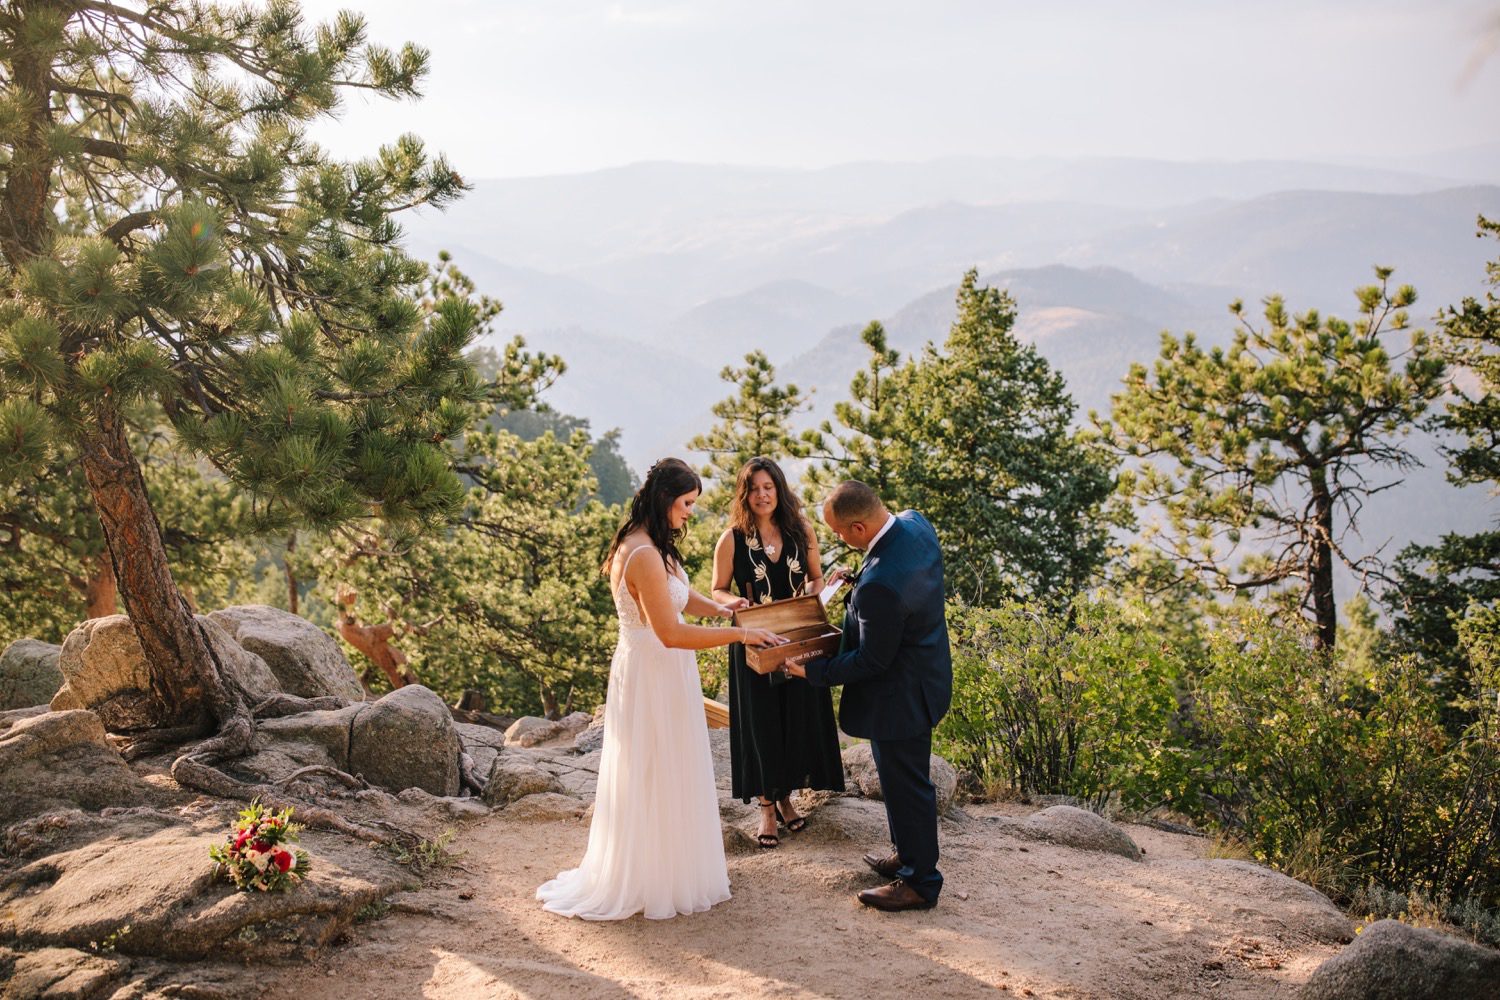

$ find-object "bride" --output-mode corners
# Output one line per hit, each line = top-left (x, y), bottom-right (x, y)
(537, 458), (785, 920)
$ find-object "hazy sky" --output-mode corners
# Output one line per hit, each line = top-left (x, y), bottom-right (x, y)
(295, 0), (1500, 179)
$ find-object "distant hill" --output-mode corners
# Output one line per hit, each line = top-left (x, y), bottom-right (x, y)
(783, 264), (1223, 422)
(779, 263), (1497, 603)
(493, 325), (718, 468)
(413, 157), (1500, 607)
(661, 280), (870, 366)
(1066, 186), (1500, 311)
(406, 155), (1484, 315)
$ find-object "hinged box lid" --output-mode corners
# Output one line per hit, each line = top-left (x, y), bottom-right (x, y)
(733, 593), (828, 632)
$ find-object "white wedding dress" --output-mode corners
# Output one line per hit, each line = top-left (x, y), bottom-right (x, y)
(536, 546), (730, 920)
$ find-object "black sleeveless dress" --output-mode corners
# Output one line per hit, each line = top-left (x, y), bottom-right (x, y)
(727, 529), (846, 802)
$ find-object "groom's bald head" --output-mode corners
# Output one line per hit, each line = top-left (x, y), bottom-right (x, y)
(825, 481), (884, 523)
(822, 481), (890, 551)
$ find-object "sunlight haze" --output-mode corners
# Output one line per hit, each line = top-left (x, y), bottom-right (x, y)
(296, 0), (1500, 178)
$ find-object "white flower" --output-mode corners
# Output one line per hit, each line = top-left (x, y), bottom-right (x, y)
(746, 534), (763, 550)
(787, 557), (802, 574)
(753, 563), (768, 580)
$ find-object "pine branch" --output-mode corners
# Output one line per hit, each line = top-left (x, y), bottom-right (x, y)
(101, 209), (158, 245)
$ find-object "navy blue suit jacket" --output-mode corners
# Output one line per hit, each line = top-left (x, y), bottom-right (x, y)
(803, 510), (952, 741)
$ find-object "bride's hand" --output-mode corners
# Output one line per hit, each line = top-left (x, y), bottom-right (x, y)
(741, 628), (786, 648)
(718, 598), (750, 616)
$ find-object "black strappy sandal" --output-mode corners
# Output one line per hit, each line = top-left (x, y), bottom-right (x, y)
(775, 801), (807, 834)
(757, 800), (780, 848)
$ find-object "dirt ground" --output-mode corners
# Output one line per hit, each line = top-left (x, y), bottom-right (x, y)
(232, 800), (1341, 1000)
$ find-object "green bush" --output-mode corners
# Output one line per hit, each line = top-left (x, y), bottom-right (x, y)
(941, 596), (1500, 918)
(937, 598), (1191, 811)
(1191, 605), (1499, 908)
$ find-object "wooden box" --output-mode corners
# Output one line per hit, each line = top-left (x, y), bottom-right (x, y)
(734, 594), (841, 674)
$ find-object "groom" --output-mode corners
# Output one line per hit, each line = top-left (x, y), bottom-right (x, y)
(783, 481), (952, 911)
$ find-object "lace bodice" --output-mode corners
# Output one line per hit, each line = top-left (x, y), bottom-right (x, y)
(613, 547), (689, 630)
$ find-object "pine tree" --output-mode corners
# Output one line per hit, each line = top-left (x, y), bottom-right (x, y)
(1439, 216), (1500, 487)
(0, 3), (544, 756)
(802, 321), (909, 503)
(313, 424), (618, 719)
(900, 271), (1114, 604)
(803, 277), (1114, 604)
(687, 350), (808, 509)
(1100, 270), (1446, 649)
(1387, 218), (1500, 722)
(0, 411), (263, 648)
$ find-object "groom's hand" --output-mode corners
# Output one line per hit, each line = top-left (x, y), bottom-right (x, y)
(825, 567), (855, 588)
(781, 652), (818, 678)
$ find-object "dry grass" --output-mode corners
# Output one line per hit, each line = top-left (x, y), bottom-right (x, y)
(1205, 831), (1255, 862)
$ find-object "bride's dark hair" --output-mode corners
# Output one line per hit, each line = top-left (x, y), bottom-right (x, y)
(603, 457), (702, 575)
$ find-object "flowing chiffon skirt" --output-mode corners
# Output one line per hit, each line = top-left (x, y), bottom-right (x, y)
(536, 619), (730, 920)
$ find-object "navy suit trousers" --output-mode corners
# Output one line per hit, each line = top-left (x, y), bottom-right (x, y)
(870, 731), (942, 901)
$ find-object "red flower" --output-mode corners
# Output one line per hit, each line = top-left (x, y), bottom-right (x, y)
(272, 849), (294, 873)
(252, 838), (271, 853)
(233, 829), (252, 852)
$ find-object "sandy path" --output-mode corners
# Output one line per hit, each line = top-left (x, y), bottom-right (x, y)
(245, 803), (1340, 1000)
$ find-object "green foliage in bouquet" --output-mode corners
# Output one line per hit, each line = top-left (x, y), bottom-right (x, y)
(209, 801), (311, 893)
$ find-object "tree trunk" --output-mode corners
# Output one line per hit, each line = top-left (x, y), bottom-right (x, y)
(334, 586), (415, 690)
(540, 684), (559, 721)
(0, 1), (58, 269)
(283, 533), (298, 616)
(77, 398), (218, 731)
(84, 552), (118, 618)
(1308, 476), (1337, 651)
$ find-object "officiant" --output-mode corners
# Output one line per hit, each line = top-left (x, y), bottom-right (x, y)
(712, 457), (846, 849)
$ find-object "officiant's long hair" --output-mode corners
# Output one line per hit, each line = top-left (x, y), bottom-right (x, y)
(603, 457), (702, 575)
(729, 456), (810, 558)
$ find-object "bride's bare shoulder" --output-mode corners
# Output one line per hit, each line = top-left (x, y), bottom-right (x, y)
(616, 536), (662, 575)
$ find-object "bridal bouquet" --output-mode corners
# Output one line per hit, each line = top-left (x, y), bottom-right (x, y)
(209, 800), (311, 892)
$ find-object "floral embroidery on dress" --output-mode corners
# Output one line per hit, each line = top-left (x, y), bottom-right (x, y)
(744, 529), (807, 602)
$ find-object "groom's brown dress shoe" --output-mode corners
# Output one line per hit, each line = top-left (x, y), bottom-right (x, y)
(857, 879), (937, 912)
(863, 851), (902, 879)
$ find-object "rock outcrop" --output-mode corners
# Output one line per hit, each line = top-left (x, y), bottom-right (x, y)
(0, 709), (156, 825)
(0, 639), (62, 711)
(992, 804), (1144, 861)
(0, 945), (127, 1000)
(505, 712), (592, 749)
(208, 604), (365, 702)
(1300, 919), (1500, 999)
(484, 752), (566, 806)
(0, 811), (414, 963)
(50, 615), (280, 731)
(235, 687), (460, 798)
(840, 742), (959, 814)
(348, 685), (461, 797)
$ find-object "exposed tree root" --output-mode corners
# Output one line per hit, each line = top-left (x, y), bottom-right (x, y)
(114, 721), (214, 761)
(251, 693), (353, 718)
(458, 751), (487, 796)
(170, 756), (403, 845)
(276, 765), (370, 791)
